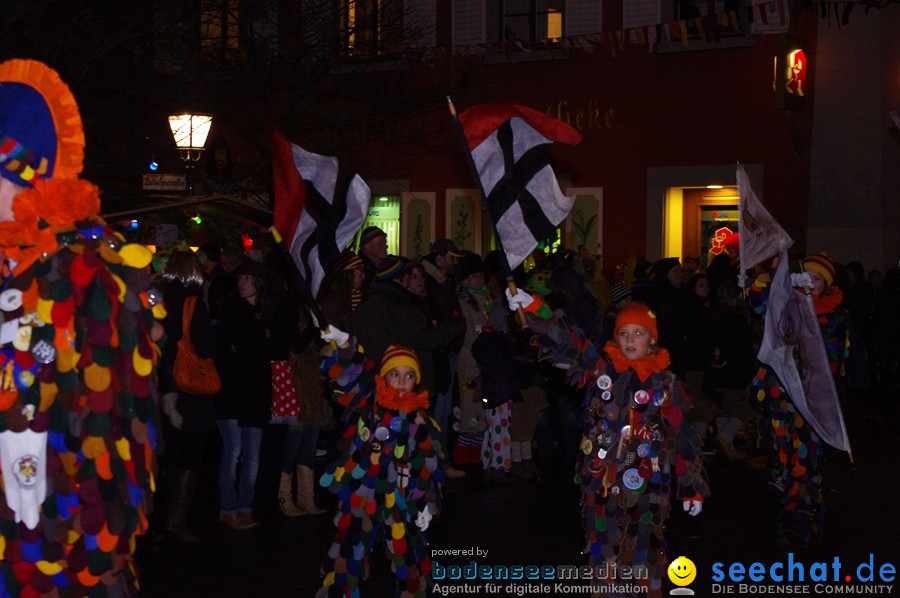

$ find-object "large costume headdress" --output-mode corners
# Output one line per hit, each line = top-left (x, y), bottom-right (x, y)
(0, 59), (85, 187)
(0, 59), (106, 272)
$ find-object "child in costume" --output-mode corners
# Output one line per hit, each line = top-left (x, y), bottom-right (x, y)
(316, 326), (445, 598)
(513, 291), (709, 598)
(748, 252), (849, 547)
(0, 59), (164, 597)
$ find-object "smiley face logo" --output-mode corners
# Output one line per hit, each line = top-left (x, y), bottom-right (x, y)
(667, 556), (697, 587)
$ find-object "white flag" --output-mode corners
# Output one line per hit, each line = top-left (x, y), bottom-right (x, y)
(736, 165), (794, 271)
(756, 250), (852, 452)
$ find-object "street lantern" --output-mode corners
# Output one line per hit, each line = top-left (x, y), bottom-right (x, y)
(168, 113), (212, 194)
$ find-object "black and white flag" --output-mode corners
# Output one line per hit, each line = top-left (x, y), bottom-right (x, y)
(272, 129), (370, 297)
(457, 103), (582, 269)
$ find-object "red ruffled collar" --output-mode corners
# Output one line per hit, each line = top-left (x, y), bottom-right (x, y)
(603, 342), (671, 382)
(811, 286), (842, 315)
(375, 376), (430, 412)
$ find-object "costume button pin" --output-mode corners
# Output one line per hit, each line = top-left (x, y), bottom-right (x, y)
(0, 289), (22, 312)
(637, 442), (651, 458)
(601, 390), (612, 401)
(634, 390), (650, 404)
(597, 375), (612, 390)
(359, 426), (371, 442)
(580, 438), (593, 455)
(30, 339), (56, 365)
(389, 418), (403, 432)
(374, 426), (391, 441)
(622, 468), (644, 491)
(653, 391), (665, 406)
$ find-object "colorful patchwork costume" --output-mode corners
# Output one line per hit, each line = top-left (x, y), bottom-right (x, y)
(317, 343), (445, 598)
(0, 59), (163, 597)
(532, 305), (709, 598)
(748, 255), (850, 545)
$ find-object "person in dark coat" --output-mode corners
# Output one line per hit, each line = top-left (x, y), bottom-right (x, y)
(646, 257), (695, 379)
(420, 239), (465, 454)
(158, 251), (223, 543)
(352, 257), (466, 403)
(215, 261), (304, 530)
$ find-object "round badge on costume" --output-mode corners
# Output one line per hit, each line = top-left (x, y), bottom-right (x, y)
(597, 448), (608, 459)
(637, 442), (651, 458)
(653, 391), (665, 406)
(596, 375), (612, 390)
(374, 426), (391, 442)
(634, 390), (650, 405)
(622, 468), (645, 491)
(601, 390), (612, 401)
(389, 417), (403, 433)
(30, 339), (56, 364)
(0, 289), (23, 312)
(359, 426), (371, 442)
(580, 438), (593, 455)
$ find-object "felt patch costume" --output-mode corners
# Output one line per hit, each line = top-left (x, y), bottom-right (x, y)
(317, 343), (445, 598)
(0, 59), (163, 597)
(748, 259), (849, 545)
(532, 308), (709, 598)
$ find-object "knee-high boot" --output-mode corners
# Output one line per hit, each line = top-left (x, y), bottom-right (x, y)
(295, 465), (325, 515)
(166, 470), (198, 543)
(278, 471), (305, 517)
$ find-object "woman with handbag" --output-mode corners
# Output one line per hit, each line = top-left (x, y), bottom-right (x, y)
(158, 251), (223, 543)
(216, 260), (302, 529)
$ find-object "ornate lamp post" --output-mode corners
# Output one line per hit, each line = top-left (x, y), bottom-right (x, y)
(168, 113), (212, 195)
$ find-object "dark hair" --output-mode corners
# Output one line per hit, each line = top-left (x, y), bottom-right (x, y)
(237, 261), (281, 319)
(686, 272), (710, 295)
(160, 251), (205, 290)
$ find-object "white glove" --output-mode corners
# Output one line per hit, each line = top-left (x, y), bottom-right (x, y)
(505, 288), (534, 312)
(683, 500), (703, 517)
(415, 508), (433, 532)
(320, 326), (350, 348)
(790, 272), (814, 289)
(162, 392), (183, 430)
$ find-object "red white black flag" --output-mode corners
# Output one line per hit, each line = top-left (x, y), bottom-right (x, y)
(272, 129), (370, 297)
(458, 103), (582, 270)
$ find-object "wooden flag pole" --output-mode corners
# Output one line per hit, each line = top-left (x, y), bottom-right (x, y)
(446, 96), (527, 327)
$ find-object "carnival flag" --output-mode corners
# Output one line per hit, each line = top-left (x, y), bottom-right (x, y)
(272, 129), (370, 297)
(756, 249), (852, 453)
(736, 165), (794, 271)
(457, 103), (582, 270)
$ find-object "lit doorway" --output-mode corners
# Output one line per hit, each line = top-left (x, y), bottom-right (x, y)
(682, 187), (739, 268)
(353, 194), (400, 255)
(648, 163), (763, 263)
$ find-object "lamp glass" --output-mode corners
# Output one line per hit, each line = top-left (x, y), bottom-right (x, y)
(168, 114), (213, 150)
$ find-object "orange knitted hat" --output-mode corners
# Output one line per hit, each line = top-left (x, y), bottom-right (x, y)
(614, 302), (658, 342)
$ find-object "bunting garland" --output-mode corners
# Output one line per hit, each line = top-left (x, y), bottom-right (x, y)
(416, 0), (895, 65)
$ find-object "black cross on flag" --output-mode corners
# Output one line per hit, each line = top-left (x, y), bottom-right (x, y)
(457, 103), (583, 270)
(272, 129), (370, 298)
